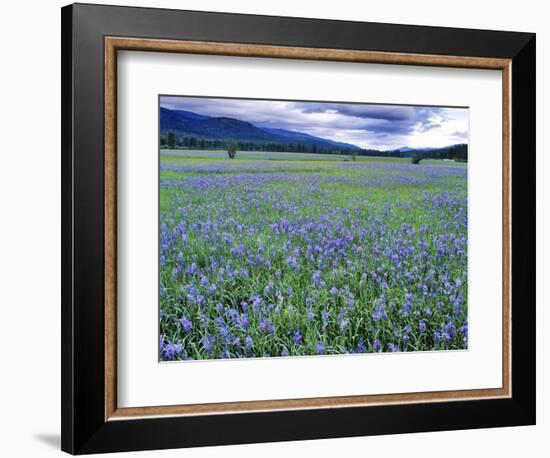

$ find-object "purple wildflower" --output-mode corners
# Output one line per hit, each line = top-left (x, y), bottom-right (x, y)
(419, 320), (427, 334)
(357, 338), (366, 353)
(162, 342), (182, 361)
(389, 343), (400, 352)
(245, 335), (253, 352)
(240, 313), (249, 330)
(315, 342), (325, 354)
(179, 316), (193, 332)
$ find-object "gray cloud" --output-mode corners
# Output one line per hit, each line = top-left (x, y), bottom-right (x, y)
(292, 102), (425, 122)
(449, 130), (468, 141)
(160, 96), (468, 150)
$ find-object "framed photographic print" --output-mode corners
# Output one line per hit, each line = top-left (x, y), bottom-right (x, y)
(61, 3), (536, 454)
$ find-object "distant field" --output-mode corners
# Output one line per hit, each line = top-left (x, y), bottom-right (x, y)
(160, 149), (467, 166)
(161, 148), (395, 161)
(159, 150), (468, 361)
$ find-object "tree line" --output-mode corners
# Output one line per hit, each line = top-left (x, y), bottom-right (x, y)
(404, 144), (468, 161)
(160, 132), (360, 155)
(161, 132), (468, 161)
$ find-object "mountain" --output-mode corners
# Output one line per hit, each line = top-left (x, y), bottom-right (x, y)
(160, 107), (361, 150)
(388, 144), (467, 159)
(396, 146), (439, 153)
(261, 127), (359, 150)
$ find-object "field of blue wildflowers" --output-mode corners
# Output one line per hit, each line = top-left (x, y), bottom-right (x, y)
(159, 153), (468, 361)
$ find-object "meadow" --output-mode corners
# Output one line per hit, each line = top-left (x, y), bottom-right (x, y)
(159, 151), (468, 361)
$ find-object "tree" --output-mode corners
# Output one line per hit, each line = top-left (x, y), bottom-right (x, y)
(227, 140), (238, 159)
(351, 151), (358, 162)
(411, 154), (423, 164)
(167, 132), (177, 149)
(160, 134), (167, 147)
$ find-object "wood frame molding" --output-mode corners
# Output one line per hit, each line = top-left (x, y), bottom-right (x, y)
(104, 36), (512, 421)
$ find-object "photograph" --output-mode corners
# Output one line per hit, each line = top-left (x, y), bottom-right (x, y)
(158, 95), (469, 361)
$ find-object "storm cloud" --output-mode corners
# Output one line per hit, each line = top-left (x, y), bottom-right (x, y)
(160, 96), (468, 150)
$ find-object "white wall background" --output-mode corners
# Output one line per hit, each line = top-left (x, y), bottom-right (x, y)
(0, 1), (545, 456)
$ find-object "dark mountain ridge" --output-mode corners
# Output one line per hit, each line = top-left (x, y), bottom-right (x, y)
(160, 107), (360, 150)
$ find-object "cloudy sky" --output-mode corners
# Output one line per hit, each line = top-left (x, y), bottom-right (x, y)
(160, 96), (468, 150)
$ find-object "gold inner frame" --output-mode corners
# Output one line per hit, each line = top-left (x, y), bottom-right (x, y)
(104, 37), (512, 421)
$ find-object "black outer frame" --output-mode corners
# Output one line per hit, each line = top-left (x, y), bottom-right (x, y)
(61, 3), (536, 454)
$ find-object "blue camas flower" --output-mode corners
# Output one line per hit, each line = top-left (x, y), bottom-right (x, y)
(179, 316), (193, 332)
(419, 320), (427, 334)
(315, 342), (325, 354)
(162, 342), (182, 361)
